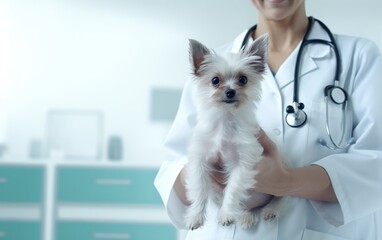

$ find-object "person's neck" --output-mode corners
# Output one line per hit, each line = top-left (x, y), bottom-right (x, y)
(255, 15), (309, 52)
(253, 14), (309, 72)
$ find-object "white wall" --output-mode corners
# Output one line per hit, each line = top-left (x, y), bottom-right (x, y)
(0, 0), (381, 165)
(306, 0), (382, 48)
(0, 0), (256, 164)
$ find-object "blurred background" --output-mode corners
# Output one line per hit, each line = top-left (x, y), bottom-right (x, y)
(0, 0), (381, 239)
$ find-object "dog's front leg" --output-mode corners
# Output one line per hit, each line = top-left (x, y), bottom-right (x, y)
(184, 147), (213, 230)
(218, 144), (261, 229)
(218, 166), (257, 228)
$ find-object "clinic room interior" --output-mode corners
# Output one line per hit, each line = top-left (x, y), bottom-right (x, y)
(0, 0), (381, 240)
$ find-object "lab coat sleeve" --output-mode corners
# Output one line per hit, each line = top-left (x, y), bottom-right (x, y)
(154, 78), (197, 229)
(311, 40), (382, 227)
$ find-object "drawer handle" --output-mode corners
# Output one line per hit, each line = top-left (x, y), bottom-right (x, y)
(0, 178), (7, 184)
(95, 179), (132, 186)
(93, 233), (130, 239)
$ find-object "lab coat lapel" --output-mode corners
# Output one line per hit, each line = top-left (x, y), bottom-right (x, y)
(275, 21), (332, 89)
(230, 22), (332, 89)
(274, 40), (306, 89)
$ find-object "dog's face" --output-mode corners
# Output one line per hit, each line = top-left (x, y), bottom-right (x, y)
(189, 36), (268, 109)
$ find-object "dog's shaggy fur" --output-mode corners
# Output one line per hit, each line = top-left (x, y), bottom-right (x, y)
(185, 35), (276, 230)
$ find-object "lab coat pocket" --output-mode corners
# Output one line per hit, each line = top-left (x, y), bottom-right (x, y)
(302, 229), (348, 240)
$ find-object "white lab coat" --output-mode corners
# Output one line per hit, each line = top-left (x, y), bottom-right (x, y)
(154, 20), (382, 240)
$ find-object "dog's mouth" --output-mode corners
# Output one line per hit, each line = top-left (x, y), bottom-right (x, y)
(222, 99), (238, 104)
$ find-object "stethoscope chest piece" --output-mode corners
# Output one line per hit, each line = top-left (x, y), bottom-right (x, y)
(285, 103), (307, 128)
(326, 85), (347, 104)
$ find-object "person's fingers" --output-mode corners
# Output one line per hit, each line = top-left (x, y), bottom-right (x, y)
(257, 128), (277, 154)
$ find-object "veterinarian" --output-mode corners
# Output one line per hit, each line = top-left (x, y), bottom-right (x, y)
(155, 0), (382, 239)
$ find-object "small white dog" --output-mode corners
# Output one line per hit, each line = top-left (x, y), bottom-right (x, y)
(185, 35), (275, 230)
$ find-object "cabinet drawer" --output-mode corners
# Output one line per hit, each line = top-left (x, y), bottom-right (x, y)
(57, 167), (162, 205)
(0, 166), (44, 203)
(55, 221), (177, 240)
(0, 220), (42, 240)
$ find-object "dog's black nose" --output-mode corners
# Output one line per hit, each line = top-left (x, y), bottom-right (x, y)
(225, 89), (236, 99)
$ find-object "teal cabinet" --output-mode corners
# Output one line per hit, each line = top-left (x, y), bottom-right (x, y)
(56, 221), (177, 240)
(0, 221), (42, 240)
(0, 166), (44, 239)
(0, 166), (44, 203)
(0, 164), (177, 240)
(56, 167), (162, 204)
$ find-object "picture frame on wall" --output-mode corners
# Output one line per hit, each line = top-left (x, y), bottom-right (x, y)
(46, 110), (103, 160)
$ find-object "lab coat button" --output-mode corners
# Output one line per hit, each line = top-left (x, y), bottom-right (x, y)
(273, 128), (281, 136)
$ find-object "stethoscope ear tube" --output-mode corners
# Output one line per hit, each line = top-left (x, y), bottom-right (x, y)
(319, 96), (355, 150)
(317, 137), (356, 150)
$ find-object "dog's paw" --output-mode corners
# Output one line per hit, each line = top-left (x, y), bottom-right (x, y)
(238, 211), (257, 229)
(185, 212), (205, 230)
(262, 208), (278, 222)
(218, 212), (235, 227)
(219, 217), (234, 227)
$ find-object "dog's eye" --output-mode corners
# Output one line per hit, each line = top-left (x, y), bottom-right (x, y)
(211, 77), (220, 86)
(238, 76), (248, 85)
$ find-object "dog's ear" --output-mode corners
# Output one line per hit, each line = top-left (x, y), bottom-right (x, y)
(189, 39), (211, 76)
(243, 34), (268, 73)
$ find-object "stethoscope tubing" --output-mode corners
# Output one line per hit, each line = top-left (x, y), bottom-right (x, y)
(241, 17), (342, 103)
(294, 17), (341, 103)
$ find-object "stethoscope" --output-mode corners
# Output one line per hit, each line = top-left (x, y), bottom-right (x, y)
(241, 17), (355, 150)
